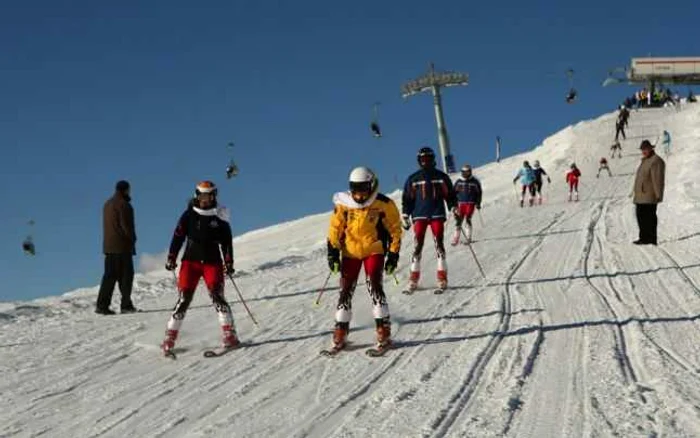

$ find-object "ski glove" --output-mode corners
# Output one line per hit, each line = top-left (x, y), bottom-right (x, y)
(401, 214), (412, 231)
(476, 204), (482, 210)
(327, 245), (340, 273)
(451, 207), (460, 220)
(165, 254), (177, 271)
(384, 252), (399, 275)
(224, 262), (235, 276)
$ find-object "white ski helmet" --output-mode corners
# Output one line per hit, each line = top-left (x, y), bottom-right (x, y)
(348, 166), (378, 202)
(533, 160), (540, 168)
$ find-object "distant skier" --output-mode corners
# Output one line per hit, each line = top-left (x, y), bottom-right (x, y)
(661, 130), (671, 155)
(513, 160), (537, 207)
(566, 163), (581, 201)
(451, 164), (482, 245)
(615, 120), (626, 141)
(610, 141), (622, 158)
(161, 181), (238, 356)
(402, 147), (457, 291)
(597, 157), (612, 178)
(327, 167), (402, 353)
(618, 105), (630, 128)
(532, 160), (551, 205)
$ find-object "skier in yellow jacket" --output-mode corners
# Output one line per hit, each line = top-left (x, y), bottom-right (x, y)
(326, 167), (402, 353)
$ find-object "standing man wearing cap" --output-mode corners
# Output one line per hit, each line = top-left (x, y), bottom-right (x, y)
(633, 140), (665, 245)
(96, 180), (138, 314)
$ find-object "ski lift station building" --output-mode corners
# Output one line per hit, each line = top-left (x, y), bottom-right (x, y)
(628, 57), (700, 85)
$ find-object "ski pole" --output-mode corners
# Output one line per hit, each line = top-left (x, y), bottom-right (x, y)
(314, 271), (333, 307)
(227, 273), (259, 326)
(477, 209), (485, 228)
(461, 228), (486, 278)
(392, 273), (400, 286)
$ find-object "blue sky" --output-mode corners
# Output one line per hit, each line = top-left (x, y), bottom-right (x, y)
(1, 0), (698, 302)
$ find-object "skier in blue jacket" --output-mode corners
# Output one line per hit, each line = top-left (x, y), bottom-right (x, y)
(513, 161), (537, 207)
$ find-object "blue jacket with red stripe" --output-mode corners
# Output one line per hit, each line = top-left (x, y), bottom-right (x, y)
(454, 176), (482, 205)
(402, 168), (456, 220)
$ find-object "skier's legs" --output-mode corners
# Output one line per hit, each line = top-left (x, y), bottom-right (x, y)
(461, 203), (476, 240)
(410, 219), (429, 281)
(203, 263), (237, 344)
(336, 257), (363, 324)
(451, 205), (465, 245)
(429, 219), (448, 285)
(364, 254), (388, 320)
(364, 253), (391, 345)
(332, 257), (363, 346)
(163, 261), (203, 350)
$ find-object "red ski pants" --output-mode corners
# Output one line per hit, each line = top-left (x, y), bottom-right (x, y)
(412, 219), (446, 257)
(167, 260), (233, 333)
(337, 254), (387, 312)
(178, 260), (224, 293)
(568, 180), (579, 192)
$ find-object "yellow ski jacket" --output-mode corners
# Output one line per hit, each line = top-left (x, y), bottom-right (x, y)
(328, 191), (402, 260)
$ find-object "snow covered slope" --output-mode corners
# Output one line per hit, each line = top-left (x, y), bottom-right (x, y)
(2, 103), (700, 437)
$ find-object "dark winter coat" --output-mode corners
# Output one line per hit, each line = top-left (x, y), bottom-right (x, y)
(533, 168), (548, 184)
(633, 152), (665, 204)
(402, 168), (457, 220)
(103, 192), (136, 255)
(454, 176), (482, 205)
(168, 206), (233, 265)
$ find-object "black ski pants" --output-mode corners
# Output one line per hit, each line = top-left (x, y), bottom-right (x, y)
(615, 123), (626, 141)
(96, 253), (134, 310)
(635, 204), (658, 244)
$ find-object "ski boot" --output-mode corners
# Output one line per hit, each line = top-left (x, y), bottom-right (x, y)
(575, 192), (579, 202)
(437, 270), (448, 290)
(222, 324), (240, 349)
(376, 319), (391, 348)
(538, 196), (543, 205)
(520, 199), (524, 208)
(161, 329), (178, 357)
(529, 197), (534, 207)
(332, 323), (349, 350)
(407, 271), (420, 292)
(450, 230), (460, 246)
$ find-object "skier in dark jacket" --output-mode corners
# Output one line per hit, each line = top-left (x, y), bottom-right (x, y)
(401, 147), (457, 291)
(532, 160), (551, 205)
(161, 180), (238, 356)
(451, 164), (482, 245)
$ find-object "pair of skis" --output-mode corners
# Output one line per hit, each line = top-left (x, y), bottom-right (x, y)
(320, 342), (393, 358)
(402, 286), (446, 295)
(163, 345), (241, 360)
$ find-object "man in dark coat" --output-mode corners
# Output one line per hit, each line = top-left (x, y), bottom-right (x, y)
(633, 140), (665, 245)
(96, 180), (137, 314)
